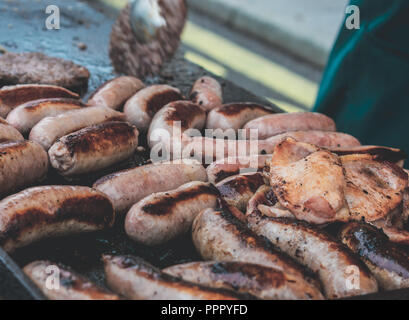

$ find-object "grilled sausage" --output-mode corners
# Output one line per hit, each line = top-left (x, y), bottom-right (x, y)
(124, 85), (184, 131)
(125, 182), (219, 246)
(175, 136), (279, 163)
(163, 261), (323, 300)
(93, 160), (207, 214)
(266, 130), (361, 148)
(29, 106), (125, 150)
(0, 121), (24, 142)
(189, 76), (222, 112)
(148, 101), (206, 149)
(6, 98), (85, 135)
(247, 212), (378, 298)
(192, 208), (322, 297)
(216, 172), (266, 212)
(48, 122), (139, 176)
(207, 154), (271, 184)
(0, 140), (48, 196)
(87, 76), (145, 110)
(340, 222), (409, 290)
(243, 112), (337, 140)
(206, 103), (273, 131)
(103, 255), (244, 300)
(0, 84), (79, 117)
(24, 260), (120, 300)
(0, 186), (115, 252)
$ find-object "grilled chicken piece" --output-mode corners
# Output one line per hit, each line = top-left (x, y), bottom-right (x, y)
(268, 138), (349, 225)
(341, 154), (408, 222)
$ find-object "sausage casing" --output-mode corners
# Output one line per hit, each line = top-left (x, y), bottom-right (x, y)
(24, 260), (120, 300)
(243, 112), (337, 140)
(124, 85), (184, 131)
(340, 222), (409, 291)
(0, 84), (79, 117)
(48, 121), (139, 176)
(93, 160), (207, 214)
(0, 186), (115, 252)
(103, 255), (244, 300)
(87, 76), (145, 110)
(163, 261), (323, 300)
(0, 140), (48, 196)
(29, 106), (125, 150)
(247, 212), (378, 299)
(6, 98), (85, 134)
(189, 76), (222, 111)
(206, 103), (273, 131)
(125, 181), (219, 246)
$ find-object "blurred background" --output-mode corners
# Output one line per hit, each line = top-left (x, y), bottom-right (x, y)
(97, 0), (348, 113)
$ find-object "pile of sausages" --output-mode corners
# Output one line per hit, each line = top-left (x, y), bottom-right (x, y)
(1, 75), (408, 300)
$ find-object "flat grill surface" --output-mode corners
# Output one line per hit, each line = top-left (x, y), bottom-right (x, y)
(1, 0), (409, 300)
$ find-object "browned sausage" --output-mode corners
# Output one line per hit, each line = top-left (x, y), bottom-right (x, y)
(163, 261), (323, 300)
(125, 182), (219, 246)
(103, 255), (245, 300)
(6, 98), (85, 134)
(93, 160), (207, 214)
(24, 260), (120, 300)
(0, 84), (79, 117)
(189, 76), (222, 111)
(87, 76), (145, 110)
(124, 85), (184, 131)
(216, 172), (266, 211)
(340, 222), (409, 290)
(206, 103), (272, 131)
(243, 112), (337, 140)
(29, 106), (125, 150)
(48, 121), (139, 176)
(247, 212), (378, 299)
(0, 186), (115, 252)
(0, 140), (49, 196)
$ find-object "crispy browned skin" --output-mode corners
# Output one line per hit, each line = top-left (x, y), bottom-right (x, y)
(0, 84), (79, 117)
(148, 100), (206, 149)
(269, 138), (350, 224)
(125, 182), (219, 246)
(243, 112), (336, 140)
(247, 212), (378, 299)
(341, 154), (408, 222)
(206, 103), (273, 131)
(189, 76), (222, 112)
(87, 76), (145, 110)
(216, 172), (266, 212)
(163, 261), (324, 300)
(124, 85), (184, 131)
(0, 186), (115, 252)
(331, 146), (406, 166)
(29, 106), (125, 150)
(340, 222), (409, 290)
(192, 208), (321, 292)
(207, 154), (271, 184)
(0, 140), (49, 196)
(6, 98), (85, 134)
(48, 121), (139, 176)
(103, 255), (245, 300)
(93, 160), (208, 214)
(24, 260), (120, 300)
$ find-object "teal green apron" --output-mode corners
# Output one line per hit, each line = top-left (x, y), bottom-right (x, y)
(314, 0), (409, 162)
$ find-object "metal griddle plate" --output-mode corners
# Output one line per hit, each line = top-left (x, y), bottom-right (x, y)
(0, 0), (408, 301)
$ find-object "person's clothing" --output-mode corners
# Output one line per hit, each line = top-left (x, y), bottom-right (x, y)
(314, 0), (409, 157)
